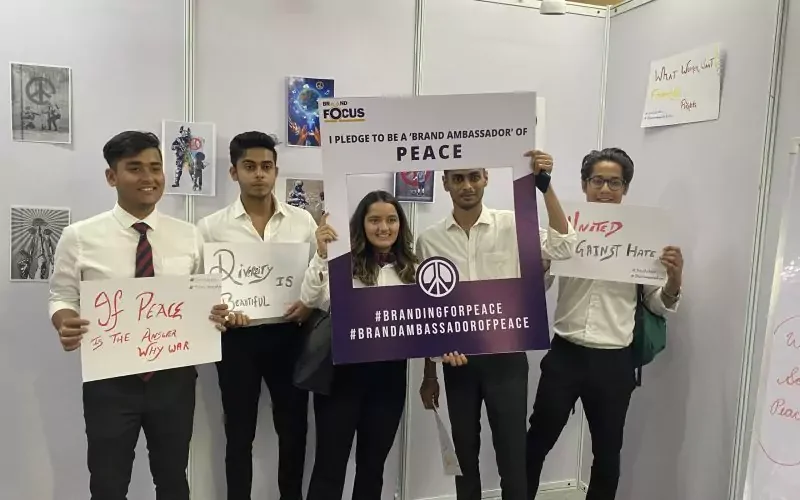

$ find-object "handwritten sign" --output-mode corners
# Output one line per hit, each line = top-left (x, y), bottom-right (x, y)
(549, 202), (670, 285)
(758, 316), (800, 468)
(79, 274), (222, 382)
(641, 43), (722, 128)
(204, 242), (310, 319)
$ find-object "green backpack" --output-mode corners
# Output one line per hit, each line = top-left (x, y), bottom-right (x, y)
(632, 284), (667, 386)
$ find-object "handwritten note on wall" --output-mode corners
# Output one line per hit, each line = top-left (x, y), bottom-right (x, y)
(204, 242), (311, 319)
(550, 202), (670, 285)
(79, 274), (222, 382)
(641, 43), (722, 128)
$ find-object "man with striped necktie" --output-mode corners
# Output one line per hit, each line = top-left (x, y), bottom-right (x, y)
(48, 131), (242, 500)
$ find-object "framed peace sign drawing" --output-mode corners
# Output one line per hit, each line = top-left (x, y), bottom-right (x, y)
(321, 92), (550, 364)
(10, 62), (72, 144)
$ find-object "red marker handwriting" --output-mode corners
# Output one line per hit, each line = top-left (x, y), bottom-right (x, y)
(137, 342), (164, 361)
(110, 332), (130, 344)
(168, 341), (189, 353)
(786, 331), (800, 349)
(770, 398), (800, 422)
(90, 336), (103, 351)
(136, 292), (184, 321)
(569, 210), (623, 237)
(94, 290), (124, 332)
(776, 366), (800, 386)
(141, 328), (177, 343)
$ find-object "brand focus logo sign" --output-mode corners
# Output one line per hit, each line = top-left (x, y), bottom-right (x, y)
(416, 257), (459, 298)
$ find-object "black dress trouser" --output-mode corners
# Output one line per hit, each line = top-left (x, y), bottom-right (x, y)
(83, 366), (197, 500)
(443, 352), (529, 500)
(526, 335), (636, 500)
(307, 360), (407, 500)
(216, 322), (309, 500)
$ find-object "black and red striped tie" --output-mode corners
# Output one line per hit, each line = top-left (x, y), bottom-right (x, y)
(132, 222), (154, 381)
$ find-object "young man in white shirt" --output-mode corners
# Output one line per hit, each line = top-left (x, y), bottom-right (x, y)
(197, 131), (318, 500)
(525, 148), (684, 500)
(417, 151), (576, 500)
(48, 131), (231, 500)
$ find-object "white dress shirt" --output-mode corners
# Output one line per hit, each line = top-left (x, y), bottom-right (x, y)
(197, 195), (318, 325)
(302, 256), (410, 311)
(550, 274), (680, 349)
(48, 204), (204, 317)
(414, 206), (577, 281)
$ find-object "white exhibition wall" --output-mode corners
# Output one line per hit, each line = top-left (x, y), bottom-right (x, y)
(2, 0), (794, 499)
(599, 1), (782, 500)
(0, 1), (186, 499)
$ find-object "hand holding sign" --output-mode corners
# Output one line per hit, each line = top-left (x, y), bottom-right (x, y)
(58, 316), (90, 351)
(315, 213), (338, 259)
(524, 150), (554, 175)
(209, 303), (230, 332)
(660, 246), (684, 287)
(442, 352), (468, 367)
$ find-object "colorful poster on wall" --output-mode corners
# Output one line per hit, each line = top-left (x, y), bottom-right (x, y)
(287, 76), (334, 148)
(9, 206), (70, 282)
(321, 92), (547, 364)
(394, 171), (435, 203)
(10, 62), (72, 144)
(162, 120), (216, 196)
(285, 178), (325, 224)
(79, 274), (222, 382)
(641, 43), (722, 128)
(550, 202), (671, 285)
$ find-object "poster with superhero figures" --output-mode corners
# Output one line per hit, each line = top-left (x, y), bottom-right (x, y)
(162, 120), (216, 196)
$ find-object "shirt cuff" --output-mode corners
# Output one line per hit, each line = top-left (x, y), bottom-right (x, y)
(48, 301), (80, 318)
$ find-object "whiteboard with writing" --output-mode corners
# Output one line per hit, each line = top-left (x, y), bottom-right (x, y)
(747, 144), (800, 499)
(204, 242), (310, 319)
(550, 202), (670, 285)
(641, 43), (722, 128)
(79, 274), (222, 382)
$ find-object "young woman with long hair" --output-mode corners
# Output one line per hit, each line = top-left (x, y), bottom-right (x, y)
(303, 189), (416, 500)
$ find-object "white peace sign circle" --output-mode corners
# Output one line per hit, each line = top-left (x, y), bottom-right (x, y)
(416, 257), (459, 298)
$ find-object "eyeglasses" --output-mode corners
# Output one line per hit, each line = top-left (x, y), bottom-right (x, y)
(588, 176), (626, 191)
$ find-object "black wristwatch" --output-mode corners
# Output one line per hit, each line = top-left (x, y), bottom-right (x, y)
(536, 172), (552, 193)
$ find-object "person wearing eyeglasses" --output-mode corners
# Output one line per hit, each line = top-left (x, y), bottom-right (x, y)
(526, 148), (684, 500)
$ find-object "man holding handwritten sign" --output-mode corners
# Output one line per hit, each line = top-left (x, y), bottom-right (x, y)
(526, 148), (684, 500)
(198, 131), (319, 500)
(48, 131), (233, 500)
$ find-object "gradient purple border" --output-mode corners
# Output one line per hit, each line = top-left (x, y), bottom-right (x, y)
(329, 174), (550, 364)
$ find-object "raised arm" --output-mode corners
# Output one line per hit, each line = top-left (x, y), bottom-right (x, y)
(300, 214), (337, 310)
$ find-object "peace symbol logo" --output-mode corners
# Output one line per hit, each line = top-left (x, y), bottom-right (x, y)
(189, 137), (204, 151)
(416, 257), (459, 298)
(26, 76), (56, 105)
(316, 81), (325, 90)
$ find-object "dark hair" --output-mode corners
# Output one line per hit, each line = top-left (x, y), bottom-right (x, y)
(580, 147), (634, 184)
(230, 131), (278, 165)
(350, 190), (417, 286)
(103, 131), (161, 169)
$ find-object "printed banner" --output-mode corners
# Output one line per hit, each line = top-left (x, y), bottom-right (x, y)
(321, 92), (548, 364)
(641, 43), (722, 128)
(550, 202), (670, 285)
(204, 242), (310, 319)
(79, 274), (222, 382)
